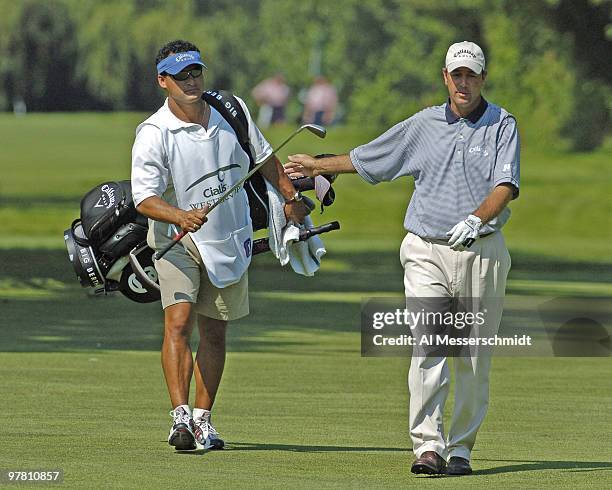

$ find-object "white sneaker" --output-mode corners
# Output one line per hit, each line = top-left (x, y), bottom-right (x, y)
(168, 407), (196, 450)
(194, 416), (224, 450)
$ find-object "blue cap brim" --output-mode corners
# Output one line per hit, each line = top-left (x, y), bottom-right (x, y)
(157, 51), (207, 75)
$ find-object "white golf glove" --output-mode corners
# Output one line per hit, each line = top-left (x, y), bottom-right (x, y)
(446, 214), (482, 250)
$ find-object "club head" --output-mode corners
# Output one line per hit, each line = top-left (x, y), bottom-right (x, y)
(274, 123), (328, 154)
(302, 124), (327, 139)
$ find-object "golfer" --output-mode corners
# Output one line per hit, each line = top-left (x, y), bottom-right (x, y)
(285, 41), (519, 475)
(131, 40), (309, 451)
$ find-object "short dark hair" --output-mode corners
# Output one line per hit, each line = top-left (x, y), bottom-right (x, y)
(155, 40), (200, 66)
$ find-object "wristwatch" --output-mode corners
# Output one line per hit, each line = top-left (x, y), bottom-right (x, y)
(285, 191), (303, 204)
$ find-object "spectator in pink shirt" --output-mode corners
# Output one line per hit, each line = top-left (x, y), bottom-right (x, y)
(251, 73), (290, 127)
(302, 76), (338, 126)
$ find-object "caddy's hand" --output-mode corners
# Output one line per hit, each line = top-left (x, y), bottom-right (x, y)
(284, 154), (318, 178)
(283, 199), (310, 224)
(177, 204), (209, 233)
(446, 214), (482, 250)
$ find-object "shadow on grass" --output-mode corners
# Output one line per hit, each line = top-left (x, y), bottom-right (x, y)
(227, 442), (407, 453)
(506, 254), (612, 284)
(0, 247), (610, 353)
(474, 458), (612, 475)
(172, 443), (407, 455)
(2, 247), (611, 287)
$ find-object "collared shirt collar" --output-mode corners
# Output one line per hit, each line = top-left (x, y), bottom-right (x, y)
(445, 97), (488, 124)
(161, 98), (205, 130)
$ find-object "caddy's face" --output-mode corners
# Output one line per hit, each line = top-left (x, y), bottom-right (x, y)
(443, 66), (486, 113)
(158, 62), (204, 104)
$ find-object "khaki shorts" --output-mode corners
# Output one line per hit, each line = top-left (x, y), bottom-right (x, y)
(148, 222), (249, 321)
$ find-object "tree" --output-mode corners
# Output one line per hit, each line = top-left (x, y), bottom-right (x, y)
(0, 0), (608, 150)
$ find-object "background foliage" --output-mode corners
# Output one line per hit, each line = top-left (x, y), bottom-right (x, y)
(0, 0), (610, 149)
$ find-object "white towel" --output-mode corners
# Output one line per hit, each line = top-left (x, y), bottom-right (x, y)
(265, 180), (326, 275)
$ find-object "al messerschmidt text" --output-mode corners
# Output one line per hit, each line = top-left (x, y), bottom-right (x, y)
(372, 334), (532, 346)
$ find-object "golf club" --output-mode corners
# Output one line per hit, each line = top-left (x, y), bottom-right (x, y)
(134, 221), (340, 292)
(154, 124), (327, 260)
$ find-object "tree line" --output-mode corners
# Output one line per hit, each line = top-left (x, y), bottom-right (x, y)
(0, 0), (609, 150)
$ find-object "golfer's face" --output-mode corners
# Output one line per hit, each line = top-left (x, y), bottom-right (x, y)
(158, 64), (204, 103)
(444, 67), (485, 109)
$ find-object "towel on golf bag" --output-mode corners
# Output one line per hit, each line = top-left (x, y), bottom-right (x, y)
(265, 180), (326, 275)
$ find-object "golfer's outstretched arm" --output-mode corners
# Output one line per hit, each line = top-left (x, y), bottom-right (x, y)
(284, 154), (356, 178)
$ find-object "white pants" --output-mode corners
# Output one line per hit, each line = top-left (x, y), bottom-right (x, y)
(399, 231), (511, 461)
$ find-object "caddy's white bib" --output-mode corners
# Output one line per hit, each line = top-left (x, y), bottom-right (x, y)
(136, 103), (253, 287)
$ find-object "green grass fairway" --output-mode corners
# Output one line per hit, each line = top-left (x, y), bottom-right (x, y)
(0, 113), (611, 488)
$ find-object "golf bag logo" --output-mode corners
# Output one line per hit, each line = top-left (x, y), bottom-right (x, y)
(127, 266), (158, 294)
(94, 184), (117, 209)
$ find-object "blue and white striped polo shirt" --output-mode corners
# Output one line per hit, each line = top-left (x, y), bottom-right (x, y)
(350, 98), (520, 239)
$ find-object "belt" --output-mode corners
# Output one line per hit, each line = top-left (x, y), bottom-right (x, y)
(417, 231), (497, 244)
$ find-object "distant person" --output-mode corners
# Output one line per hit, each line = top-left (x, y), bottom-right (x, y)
(285, 41), (520, 476)
(131, 39), (309, 452)
(302, 76), (338, 126)
(251, 73), (290, 128)
(13, 97), (26, 117)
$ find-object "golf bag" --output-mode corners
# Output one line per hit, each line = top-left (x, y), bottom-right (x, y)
(64, 180), (160, 303)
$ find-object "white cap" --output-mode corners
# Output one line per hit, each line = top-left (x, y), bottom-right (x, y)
(445, 41), (485, 74)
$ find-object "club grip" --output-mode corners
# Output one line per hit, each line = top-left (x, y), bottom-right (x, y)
(252, 221), (340, 256)
(299, 221), (340, 240)
(252, 237), (272, 255)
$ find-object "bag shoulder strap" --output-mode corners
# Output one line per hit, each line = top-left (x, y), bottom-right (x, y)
(202, 90), (270, 231)
(202, 90), (255, 169)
